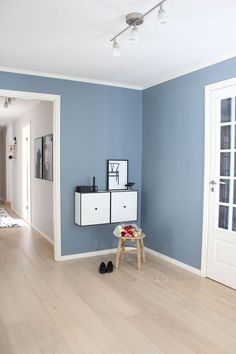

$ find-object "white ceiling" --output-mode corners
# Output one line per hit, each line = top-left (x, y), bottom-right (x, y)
(0, 97), (39, 126)
(0, 0), (236, 89)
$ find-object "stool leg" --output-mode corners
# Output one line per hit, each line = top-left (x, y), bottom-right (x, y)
(140, 238), (146, 263)
(116, 238), (122, 268)
(137, 239), (142, 271)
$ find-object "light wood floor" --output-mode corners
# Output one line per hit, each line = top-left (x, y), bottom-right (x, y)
(0, 205), (236, 354)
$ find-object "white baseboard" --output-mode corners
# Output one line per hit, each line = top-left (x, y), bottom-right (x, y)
(11, 206), (22, 217)
(30, 224), (54, 245)
(11, 207), (54, 245)
(59, 248), (118, 261)
(4, 206), (203, 273)
(145, 247), (201, 275)
(59, 247), (201, 276)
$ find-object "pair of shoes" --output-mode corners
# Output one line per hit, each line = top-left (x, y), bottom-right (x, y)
(99, 261), (113, 274)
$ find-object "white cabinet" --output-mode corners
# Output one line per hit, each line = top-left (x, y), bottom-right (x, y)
(75, 192), (110, 226)
(75, 190), (138, 226)
(110, 191), (138, 223)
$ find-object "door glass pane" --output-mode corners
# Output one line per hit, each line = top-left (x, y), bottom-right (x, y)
(235, 125), (236, 148)
(217, 97), (236, 232)
(234, 153), (236, 177)
(221, 125), (231, 149)
(234, 180), (236, 205)
(220, 152), (230, 176)
(218, 205), (229, 229)
(221, 98), (231, 123)
(232, 208), (236, 231)
(220, 179), (230, 203)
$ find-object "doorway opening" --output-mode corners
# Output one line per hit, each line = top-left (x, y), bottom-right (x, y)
(0, 90), (61, 260)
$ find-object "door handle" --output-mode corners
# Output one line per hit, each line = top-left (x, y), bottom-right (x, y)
(209, 180), (217, 185)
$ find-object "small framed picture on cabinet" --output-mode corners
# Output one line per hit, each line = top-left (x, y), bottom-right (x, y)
(107, 159), (128, 190)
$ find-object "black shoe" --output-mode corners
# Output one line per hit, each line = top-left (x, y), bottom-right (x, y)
(106, 261), (113, 273)
(99, 262), (107, 274)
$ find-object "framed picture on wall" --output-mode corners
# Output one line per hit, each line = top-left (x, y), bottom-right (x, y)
(35, 137), (43, 178)
(43, 134), (53, 181)
(107, 159), (128, 190)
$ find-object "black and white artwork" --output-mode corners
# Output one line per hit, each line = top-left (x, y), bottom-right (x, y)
(43, 134), (53, 181)
(107, 160), (128, 190)
(35, 137), (43, 179)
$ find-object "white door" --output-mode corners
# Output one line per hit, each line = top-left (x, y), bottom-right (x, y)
(22, 123), (31, 222)
(206, 84), (236, 289)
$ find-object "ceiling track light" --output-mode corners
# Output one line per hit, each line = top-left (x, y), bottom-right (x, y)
(110, 0), (167, 56)
(2, 96), (15, 109)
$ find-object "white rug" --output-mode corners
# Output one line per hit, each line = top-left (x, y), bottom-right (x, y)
(0, 208), (20, 229)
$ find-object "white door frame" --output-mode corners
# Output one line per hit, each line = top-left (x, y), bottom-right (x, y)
(22, 121), (31, 223)
(0, 89), (61, 261)
(201, 77), (236, 276)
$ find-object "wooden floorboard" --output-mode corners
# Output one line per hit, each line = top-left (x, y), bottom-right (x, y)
(0, 204), (236, 353)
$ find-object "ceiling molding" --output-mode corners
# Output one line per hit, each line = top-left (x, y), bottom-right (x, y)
(0, 51), (236, 92)
(0, 66), (142, 91)
(141, 52), (236, 90)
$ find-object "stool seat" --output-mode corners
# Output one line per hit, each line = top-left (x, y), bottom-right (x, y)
(115, 233), (145, 271)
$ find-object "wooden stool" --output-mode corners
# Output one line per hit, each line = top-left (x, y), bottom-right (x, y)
(115, 234), (145, 271)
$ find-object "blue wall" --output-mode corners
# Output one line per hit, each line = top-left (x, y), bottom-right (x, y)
(1, 56), (236, 263)
(0, 72), (142, 255)
(142, 57), (236, 269)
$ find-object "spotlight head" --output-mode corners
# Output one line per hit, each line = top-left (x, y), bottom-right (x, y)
(129, 25), (138, 43)
(112, 40), (121, 57)
(4, 98), (8, 109)
(157, 4), (167, 25)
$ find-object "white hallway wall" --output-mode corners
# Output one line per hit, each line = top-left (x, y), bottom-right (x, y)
(6, 125), (13, 203)
(0, 128), (7, 201)
(12, 101), (53, 241)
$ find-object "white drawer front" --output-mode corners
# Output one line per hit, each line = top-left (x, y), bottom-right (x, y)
(81, 193), (110, 225)
(111, 191), (137, 223)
